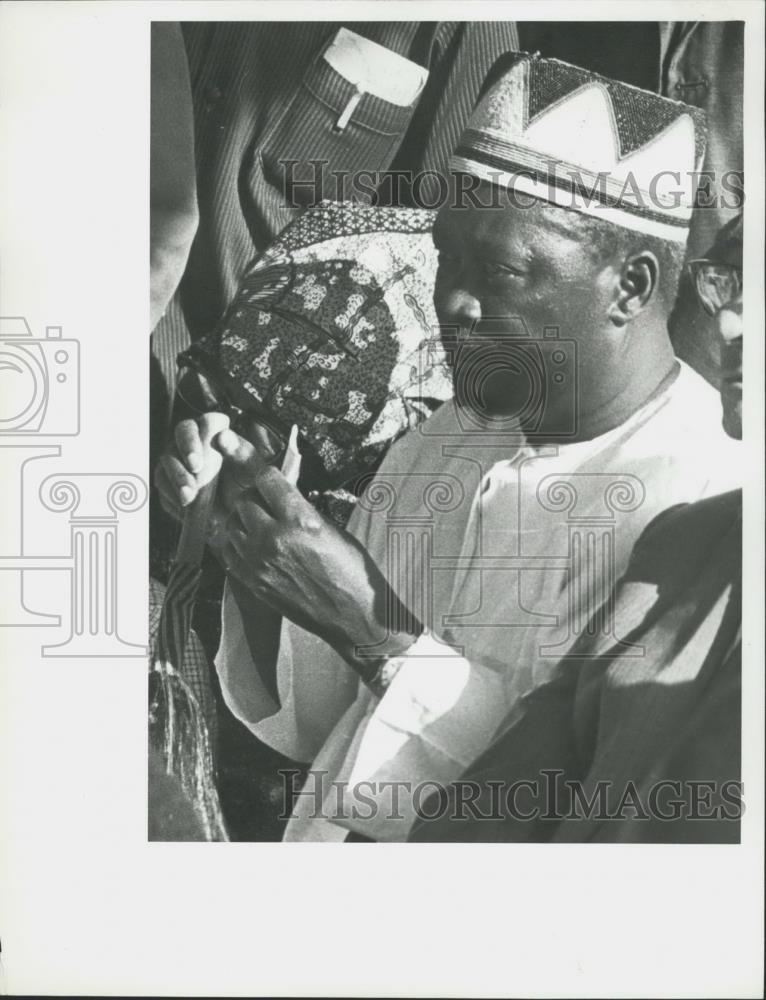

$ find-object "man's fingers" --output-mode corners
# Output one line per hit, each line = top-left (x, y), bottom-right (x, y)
(158, 453), (197, 506)
(157, 485), (184, 522)
(154, 465), (185, 521)
(215, 428), (264, 516)
(216, 428), (273, 486)
(198, 411), (231, 445)
(250, 421), (280, 462)
(174, 418), (204, 473)
(253, 465), (306, 522)
(160, 452), (194, 490)
(173, 412), (230, 476)
(248, 465), (318, 527)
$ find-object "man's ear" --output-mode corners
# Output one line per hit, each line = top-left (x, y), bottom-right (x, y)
(608, 252), (659, 326)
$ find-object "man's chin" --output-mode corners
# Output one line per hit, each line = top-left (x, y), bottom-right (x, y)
(454, 389), (524, 422)
(452, 364), (533, 419)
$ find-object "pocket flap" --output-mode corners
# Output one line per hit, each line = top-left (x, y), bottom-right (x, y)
(304, 55), (419, 136)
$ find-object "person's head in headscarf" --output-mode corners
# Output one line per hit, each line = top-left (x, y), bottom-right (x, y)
(687, 213), (743, 439)
(434, 52), (708, 443)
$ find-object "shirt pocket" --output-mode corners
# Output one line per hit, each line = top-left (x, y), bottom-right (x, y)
(257, 53), (419, 206)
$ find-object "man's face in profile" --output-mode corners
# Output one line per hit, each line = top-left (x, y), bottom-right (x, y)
(689, 233), (743, 441)
(431, 185), (617, 435)
(717, 295), (743, 440)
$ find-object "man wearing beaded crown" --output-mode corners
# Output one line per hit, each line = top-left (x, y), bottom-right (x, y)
(158, 53), (741, 842)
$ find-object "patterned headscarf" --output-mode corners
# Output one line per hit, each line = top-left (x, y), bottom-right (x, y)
(179, 202), (452, 495)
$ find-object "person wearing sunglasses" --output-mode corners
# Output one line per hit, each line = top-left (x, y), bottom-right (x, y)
(686, 234), (743, 439)
(409, 214), (744, 843)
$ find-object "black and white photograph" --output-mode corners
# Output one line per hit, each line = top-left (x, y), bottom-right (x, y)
(1, 2), (764, 997)
(150, 18), (747, 844)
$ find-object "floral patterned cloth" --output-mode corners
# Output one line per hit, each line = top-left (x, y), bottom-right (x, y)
(179, 202), (452, 492)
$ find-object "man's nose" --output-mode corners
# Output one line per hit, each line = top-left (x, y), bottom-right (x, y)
(436, 283), (482, 328)
(717, 302), (742, 344)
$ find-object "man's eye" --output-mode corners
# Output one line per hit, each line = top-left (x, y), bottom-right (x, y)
(483, 262), (521, 278)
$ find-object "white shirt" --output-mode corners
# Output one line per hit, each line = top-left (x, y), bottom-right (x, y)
(216, 361), (741, 840)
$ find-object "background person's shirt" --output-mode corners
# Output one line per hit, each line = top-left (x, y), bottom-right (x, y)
(152, 21), (520, 398)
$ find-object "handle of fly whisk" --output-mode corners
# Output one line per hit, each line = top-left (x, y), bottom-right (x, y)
(176, 476), (219, 567)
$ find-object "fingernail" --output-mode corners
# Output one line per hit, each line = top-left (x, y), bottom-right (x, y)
(281, 425), (302, 483)
(180, 485), (195, 506)
(217, 429), (238, 453)
(186, 452), (203, 474)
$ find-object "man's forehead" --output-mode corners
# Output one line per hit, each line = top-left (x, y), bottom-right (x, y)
(434, 196), (585, 252)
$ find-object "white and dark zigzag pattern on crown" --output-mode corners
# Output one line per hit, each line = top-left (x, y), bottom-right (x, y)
(526, 56), (706, 164)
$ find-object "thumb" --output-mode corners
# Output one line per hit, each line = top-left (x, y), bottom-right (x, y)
(215, 428), (267, 487)
(198, 411), (230, 447)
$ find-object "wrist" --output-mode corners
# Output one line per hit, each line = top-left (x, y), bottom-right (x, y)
(338, 627), (420, 695)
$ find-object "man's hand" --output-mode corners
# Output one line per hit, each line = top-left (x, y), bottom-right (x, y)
(154, 411), (283, 518)
(155, 412), (231, 519)
(155, 413), (419, 674)
(222, 463), (419, 673)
